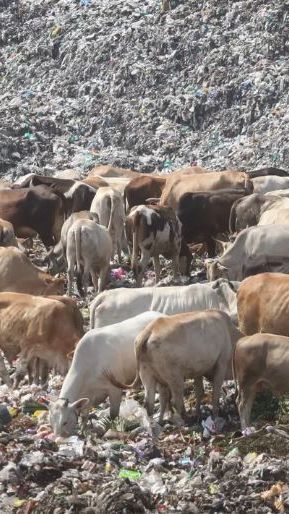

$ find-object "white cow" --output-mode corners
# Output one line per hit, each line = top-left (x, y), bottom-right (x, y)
(265, 189), (289, 198)
(253, 176), (289, 194)
(206, 224), (289, 282)
(90, 186), (125, 261)
(49, 311), (166, 436)
(90, 278), (239, 329)
(66, 219), (112, 296)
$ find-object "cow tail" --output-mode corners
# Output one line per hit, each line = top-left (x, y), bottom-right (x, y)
(107, 192), (115, 235)
(0, 226), (3, 245)
(229, 199), (238, 233)
(232, 341), (239, 401)
(131, 211), (141, 272)
(123, 187), (128, 214)
(75, 226), (84, 297)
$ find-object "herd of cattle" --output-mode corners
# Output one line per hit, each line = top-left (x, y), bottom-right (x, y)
(1, 164), (289, 435)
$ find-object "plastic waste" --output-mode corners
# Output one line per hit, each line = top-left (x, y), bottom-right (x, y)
(118, 469), (142, 480)
(140, 469), (167, 495)
(58, 436), (85, 458)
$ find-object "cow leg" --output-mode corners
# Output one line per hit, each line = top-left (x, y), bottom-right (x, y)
(158, 384), (171, 423)
(153, 255), (161, 284)
(194, 377), (205, 417)
(172, 252), (180, 280)
(237, 387), (256, 430)
(169, 377), (186, 420)
(67, 265), (74, 296)
(212, 365), (225, 418)
(135, 251), (150, 287)
(117, 240), (122, 263)
(206, 237), (216, 258)
(90, 271), (99, 293)
(40, 360), (49, 387)
(109, 389), (122, 419)
(140, 366), (157, 417)
(98, 266), (109, 293)
(14, 356), (29, 388)
(82, 270), (90, 297)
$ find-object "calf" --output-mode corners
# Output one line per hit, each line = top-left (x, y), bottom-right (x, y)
(90, 187), (125, 261)
(66, 219), (112, 296)
(125, 204), (182, 286)
(106, 310), (242, 422)
(177, 189), (246, 256)
(234, 333), (289, 429)
(0, 247), (64, 295)
(0, 293), (83, 385)
(49, 311), (165, 436)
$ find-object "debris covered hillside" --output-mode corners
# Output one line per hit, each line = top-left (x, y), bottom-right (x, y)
(1, 0), (289, 178)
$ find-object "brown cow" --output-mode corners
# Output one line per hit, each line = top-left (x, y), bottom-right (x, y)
(234, 333), (289, 428)
(13, 173), (75, 193)
(237, 273), (289, 336)
(0, 293), (83, 386)
(0, 186), (65, 246)
(124, 175), (166, 213)
(13, 175), (96, 215)
(177, 189), (246, 256)
(0, 247), (65, 295)
(160, 171), (253, 209)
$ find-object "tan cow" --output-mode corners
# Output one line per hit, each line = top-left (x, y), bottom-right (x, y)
(88, 165), (139, 179)
(81, 176), (109, 189)
(106, 310), (242, 422)
(90, 187), (125, 261)
(66, 219), (112, 296)
(0, 247), (64, 295)
(160, 171), (253, 209)
(0, 219), (18, 247)
(234, 333), (289, 429)
(125, 204), (182, 286)
(237, 273), (289, 336)
(0, 293), (83, 385)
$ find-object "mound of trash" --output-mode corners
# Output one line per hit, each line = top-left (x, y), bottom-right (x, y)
(1, 0), (289, 179)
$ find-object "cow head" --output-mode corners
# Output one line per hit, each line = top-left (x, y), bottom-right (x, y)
(49, 397), (90, 437)
(205, 259), (229, 281)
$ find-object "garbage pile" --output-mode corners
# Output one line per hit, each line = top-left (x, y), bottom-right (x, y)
(1, 0), (289, 179)
(2, 379), (289, 513)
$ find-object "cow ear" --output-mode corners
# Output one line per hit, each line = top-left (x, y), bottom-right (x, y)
(70, 398), (90, 412)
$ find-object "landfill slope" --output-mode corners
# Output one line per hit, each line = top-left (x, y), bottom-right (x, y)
(0, 0), (289, 178)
